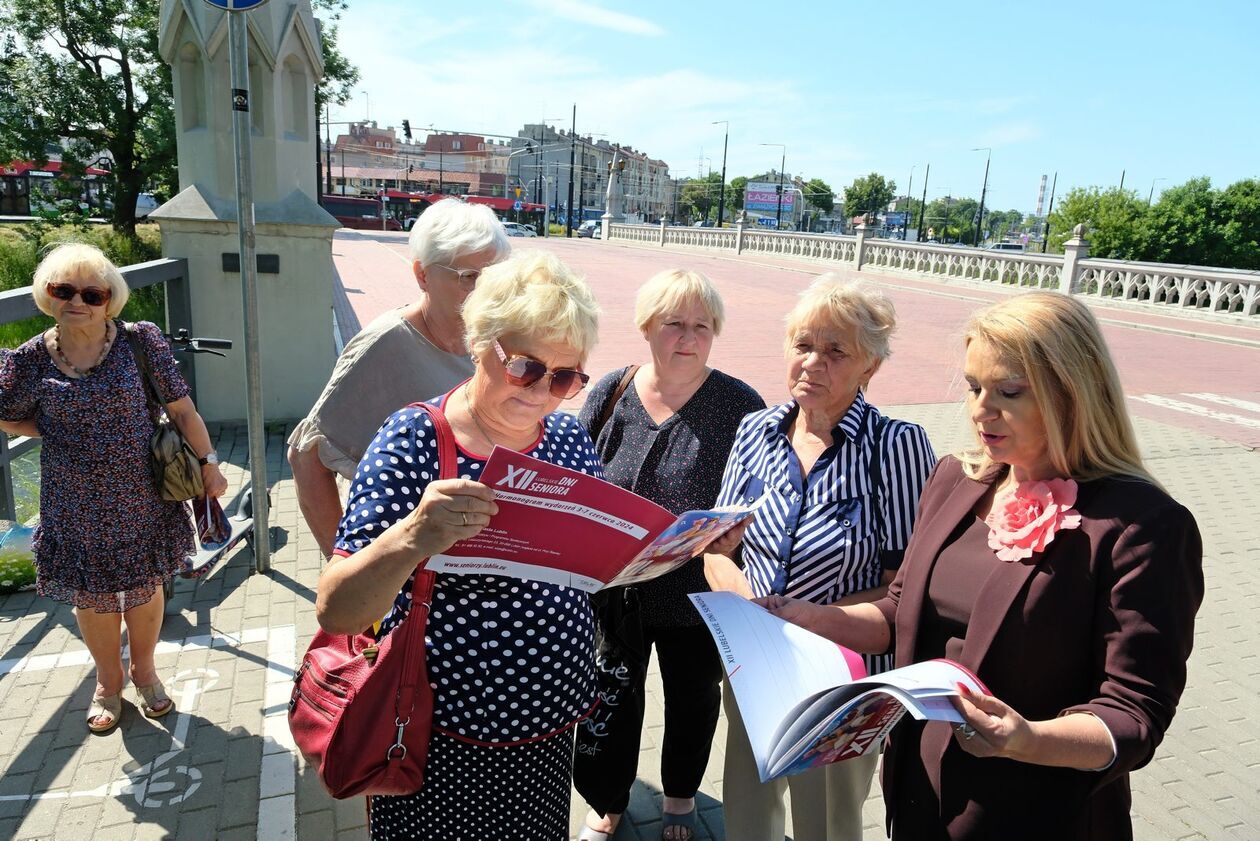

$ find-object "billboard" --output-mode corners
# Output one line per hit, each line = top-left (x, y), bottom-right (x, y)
(745, 181), (795, 214)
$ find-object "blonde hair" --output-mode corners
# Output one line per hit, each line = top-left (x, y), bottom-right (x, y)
(958, 292), (1154, 485)
(633, 269), (725, 335)
(32, 242), (130, 318)
(462, 250), (600, 359)
(784, 274), (896, 362)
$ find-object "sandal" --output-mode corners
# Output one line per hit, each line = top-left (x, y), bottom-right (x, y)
(87, 692), (124, 733)
(134, 679), (174, 718)
(661, 808), (697, 841)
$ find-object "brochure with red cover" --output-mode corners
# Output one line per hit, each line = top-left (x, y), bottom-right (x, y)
(689, 591), (990, 781)
(427, 446), (762, 591)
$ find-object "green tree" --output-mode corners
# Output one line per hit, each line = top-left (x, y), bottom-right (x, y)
(985, 209), (1026, 241)
(1215, 179), (1260, 270)
(728, 175), (747, 213)
(312, 0), (359, 109)
(680, 171), (723, 222)
(0, 0), (358, 235)
(843, 173), (896, 220)
(0, 0), (173, 234)
(1136, 177), (1227, 267)
(803, 177), (834, 213)
(923, 196), (979, 243)
(1046, 186), (1146, 257)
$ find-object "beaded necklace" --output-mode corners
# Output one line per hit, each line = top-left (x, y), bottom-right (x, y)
(51, 322), (113, 378)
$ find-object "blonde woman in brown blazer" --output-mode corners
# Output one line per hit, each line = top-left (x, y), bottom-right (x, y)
(761, 292), (1203, 840)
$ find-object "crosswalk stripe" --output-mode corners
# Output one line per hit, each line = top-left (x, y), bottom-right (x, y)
(1132, 395), (1260, 429)
(1183, 393), (1260, 415)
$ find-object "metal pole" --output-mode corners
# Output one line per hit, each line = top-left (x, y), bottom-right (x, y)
(917, 164), (929, 241)
(715, 121), (729, 227)
(904, 166), (914, 240)
(974, 149), (990, 245)
(324, 102), (332, 195)
(566, 105), (576, 237)
(227, 11), (270, 573)
(1042, 171), (1057, 253)
(776, 148), (785, 229)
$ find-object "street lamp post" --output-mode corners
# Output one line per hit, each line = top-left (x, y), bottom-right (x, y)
(760, 143), (786, 229)
(972, 147), (991, 246)
(904, 165), (915, 240)
(713, 120), (729, 227)
(1147, 177), (1166, 206)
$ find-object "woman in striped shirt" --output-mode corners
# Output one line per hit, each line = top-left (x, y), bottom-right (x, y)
(705, 275), (936, 841)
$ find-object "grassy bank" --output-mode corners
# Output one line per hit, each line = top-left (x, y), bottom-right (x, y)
(0, 223), (166, 348)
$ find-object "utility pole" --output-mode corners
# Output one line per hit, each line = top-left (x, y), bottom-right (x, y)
(1042, 172), (1058, 253)
(916, 164), (930, 241)
(713, 121), (729, 227)
(972, 147), (991, 246)
(904, 165), (915, 240)
(566, 104), (576, 237)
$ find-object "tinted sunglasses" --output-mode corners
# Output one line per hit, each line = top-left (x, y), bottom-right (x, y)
(48, 282), (111, 307)
(494, 340), (589, 399)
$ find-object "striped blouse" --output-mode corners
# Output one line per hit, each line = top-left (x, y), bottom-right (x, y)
(714, 392), (937, 673)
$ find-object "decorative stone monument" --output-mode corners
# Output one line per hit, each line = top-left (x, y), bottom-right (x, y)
(152, 0), (338, 422)
(600, 151), (625, 240)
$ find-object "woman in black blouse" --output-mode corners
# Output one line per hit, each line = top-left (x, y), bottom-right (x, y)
(574, 269), (765, 841)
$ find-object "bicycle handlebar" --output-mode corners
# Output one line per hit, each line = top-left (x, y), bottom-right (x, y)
(164, 329), (233, 354)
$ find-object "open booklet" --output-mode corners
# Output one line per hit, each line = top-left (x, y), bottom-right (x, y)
(689, 591), (989, 781)
(427, 446), (762, 592)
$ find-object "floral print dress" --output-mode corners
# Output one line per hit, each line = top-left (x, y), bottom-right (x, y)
(0, 320), (194, 612)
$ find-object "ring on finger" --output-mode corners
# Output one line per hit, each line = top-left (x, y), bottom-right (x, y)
(955, 723), (977, 741)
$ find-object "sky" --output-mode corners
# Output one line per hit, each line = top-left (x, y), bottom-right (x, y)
(330, 0), (1259, 213)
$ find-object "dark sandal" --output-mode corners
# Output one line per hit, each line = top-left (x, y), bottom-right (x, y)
(134, 679), (174, 718)
(661, 809), (697, 841)
(87, 692), (123, 733)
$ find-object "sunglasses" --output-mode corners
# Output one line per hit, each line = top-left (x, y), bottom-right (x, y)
(48, 282), (111, 307)
(494, 340), (589, 399)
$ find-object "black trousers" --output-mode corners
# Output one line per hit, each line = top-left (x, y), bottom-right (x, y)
(574, 590), (724, 816)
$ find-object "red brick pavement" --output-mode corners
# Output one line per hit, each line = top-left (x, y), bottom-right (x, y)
(330, 231), (1260, 448)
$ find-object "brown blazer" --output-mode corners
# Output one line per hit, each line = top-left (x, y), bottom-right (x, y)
(873, 457), (1203, 841)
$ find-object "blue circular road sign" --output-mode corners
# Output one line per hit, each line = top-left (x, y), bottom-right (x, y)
(202, 0), (270, 10)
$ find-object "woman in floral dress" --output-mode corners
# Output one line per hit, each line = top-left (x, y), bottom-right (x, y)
(0, 243), (227, 733)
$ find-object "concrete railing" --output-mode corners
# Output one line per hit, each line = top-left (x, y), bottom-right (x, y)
(605, 221), (1260, 320)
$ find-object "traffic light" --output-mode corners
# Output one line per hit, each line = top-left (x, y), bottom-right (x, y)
(402, 119), (412, 140)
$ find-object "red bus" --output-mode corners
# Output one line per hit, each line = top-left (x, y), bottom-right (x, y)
(320, 195), (402, 231)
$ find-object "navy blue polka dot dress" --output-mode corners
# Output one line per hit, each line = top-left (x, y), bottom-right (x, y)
(0, 321), (193, 612)
(333, 393), (604, 841)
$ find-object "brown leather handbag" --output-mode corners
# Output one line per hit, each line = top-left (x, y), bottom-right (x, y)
(124, 325), (204, 502)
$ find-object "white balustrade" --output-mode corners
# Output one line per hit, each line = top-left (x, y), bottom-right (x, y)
(601, 225), (1260, 322)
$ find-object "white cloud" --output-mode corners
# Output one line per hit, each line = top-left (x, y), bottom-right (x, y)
(521, 0), (665, 37)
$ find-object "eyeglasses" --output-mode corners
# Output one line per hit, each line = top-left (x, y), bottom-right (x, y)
(436, 264), (482, 290)
(48, 282), (111, 307)
(494, 340), (589, 399)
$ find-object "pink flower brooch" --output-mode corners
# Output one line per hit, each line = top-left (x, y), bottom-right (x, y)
(985, 478), (1083, 562)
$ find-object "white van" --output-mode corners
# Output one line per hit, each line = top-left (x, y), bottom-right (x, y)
(985, 242), (1026, 253)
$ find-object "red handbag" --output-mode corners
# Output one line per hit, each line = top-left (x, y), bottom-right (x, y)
(288, 402), (456, 798)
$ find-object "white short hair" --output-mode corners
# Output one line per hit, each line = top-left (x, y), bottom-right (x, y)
(784, 274), (896, 362)
(32, 242), (130, 318)
(462, 250), (600, 360)
(408, 199), (510, 268)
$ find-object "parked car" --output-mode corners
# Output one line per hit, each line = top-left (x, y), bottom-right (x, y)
(985, 242), (1026, 253)
(502, 221), (538, 237)
(577, 220), (601, 239)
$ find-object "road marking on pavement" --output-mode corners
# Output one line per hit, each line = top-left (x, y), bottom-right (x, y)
(0, 626), (273, 678)
(0, 623), (299, 838)
(1183, 392), (1260, 415)
(258, 623), (297, 841)
(1132, 394), (1260, 429)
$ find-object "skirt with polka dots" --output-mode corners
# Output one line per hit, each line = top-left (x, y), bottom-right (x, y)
(367, 727), (575, 840)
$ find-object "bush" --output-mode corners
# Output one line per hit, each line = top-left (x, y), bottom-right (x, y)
(0, 223), (165, 348)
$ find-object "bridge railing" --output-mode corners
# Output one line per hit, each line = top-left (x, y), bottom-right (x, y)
(605, 221), (1260, 319)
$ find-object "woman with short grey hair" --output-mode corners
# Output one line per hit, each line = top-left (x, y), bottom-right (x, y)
(289, 198), (511, 556)
(705, 274), (937, 841)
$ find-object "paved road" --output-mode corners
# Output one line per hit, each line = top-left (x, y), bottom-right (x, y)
(0, 231), (1255, 840)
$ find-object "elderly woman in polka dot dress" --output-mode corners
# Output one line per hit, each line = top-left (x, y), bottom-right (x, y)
(316, 249), (605, 841)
